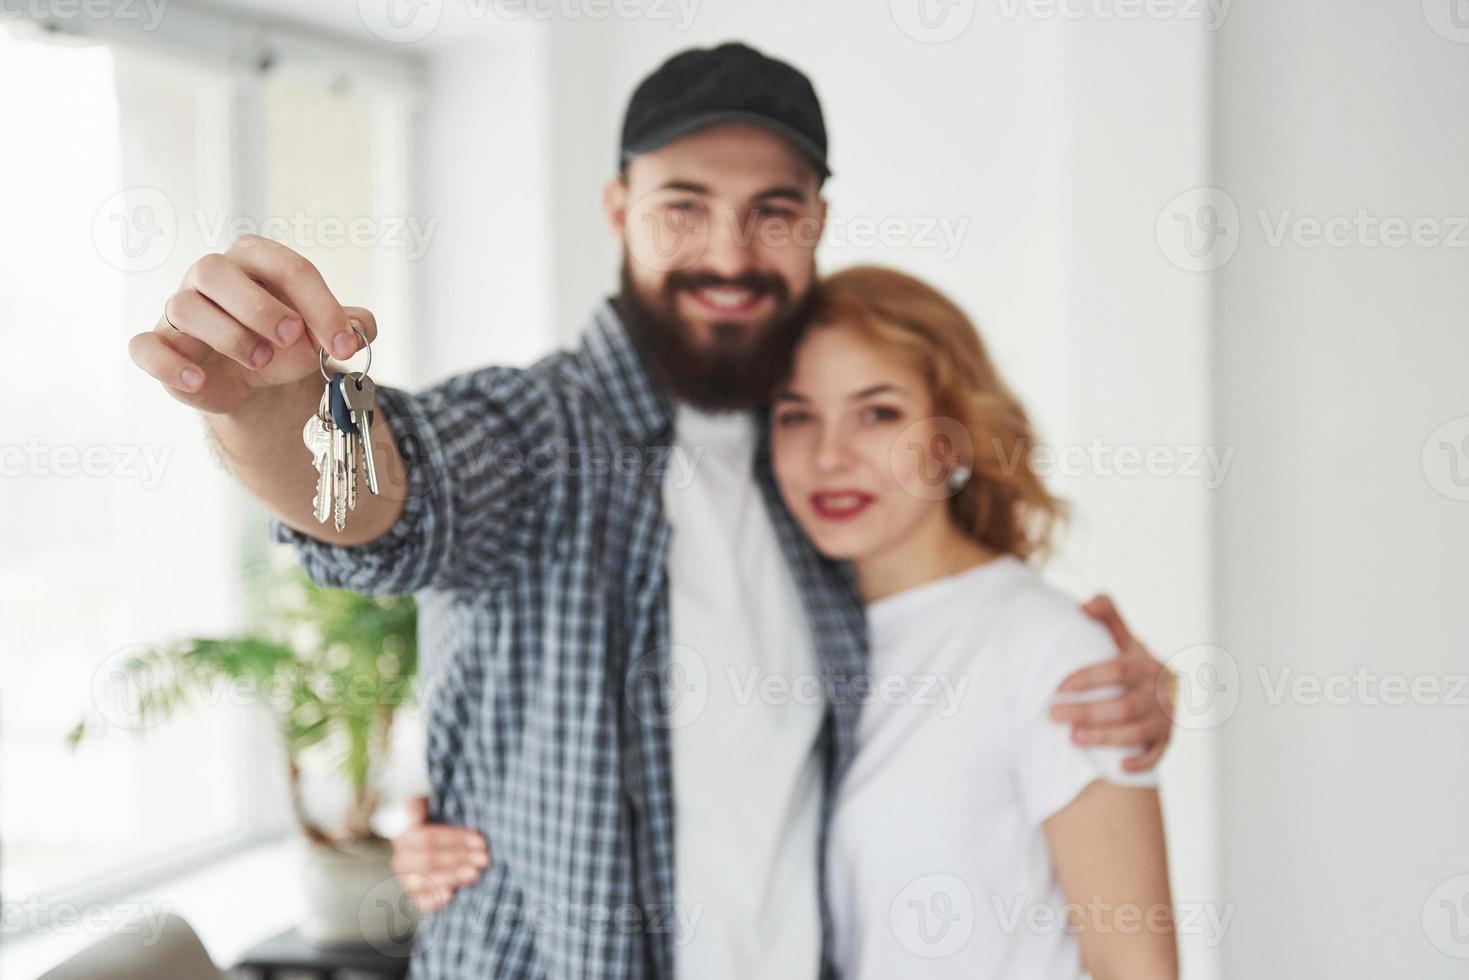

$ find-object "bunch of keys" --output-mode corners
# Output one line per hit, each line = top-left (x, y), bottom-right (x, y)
(303, 322), (380, 532)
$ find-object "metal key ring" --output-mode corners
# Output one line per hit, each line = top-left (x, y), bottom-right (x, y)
(318, 320), (372, 382)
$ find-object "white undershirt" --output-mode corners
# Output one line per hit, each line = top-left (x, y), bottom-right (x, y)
(663, 406), (824, 979)
(827, 554), (1157, 980)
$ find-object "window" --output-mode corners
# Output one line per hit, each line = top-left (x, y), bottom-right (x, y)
(0, 14), (418, 912)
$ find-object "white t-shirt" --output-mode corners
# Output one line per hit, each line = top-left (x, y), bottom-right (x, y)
(662, 406), (824, 979)
(826, 554), (1157, 980)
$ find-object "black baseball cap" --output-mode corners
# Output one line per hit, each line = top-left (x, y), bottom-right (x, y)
(620, 42), (831, 181)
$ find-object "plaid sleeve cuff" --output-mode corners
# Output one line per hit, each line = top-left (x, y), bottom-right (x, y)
(270, 384), (455, 596)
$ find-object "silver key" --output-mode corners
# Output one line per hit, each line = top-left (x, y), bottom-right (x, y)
(332, 423), (348, 532)
(343, 372), (380, 495)
(328, 374), (359, 512)
(304, 406), (334, 525)
(346, 418), (359, 512)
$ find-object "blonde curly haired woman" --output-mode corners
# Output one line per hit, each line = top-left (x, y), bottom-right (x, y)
(768, 265), (1176, 979)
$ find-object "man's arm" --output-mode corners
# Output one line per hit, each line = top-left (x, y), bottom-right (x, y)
(208, 369), (407, 547)
(128, 235), (406, 547)
(1049, 595), (1177, 773)
(132, 237), (563, 599)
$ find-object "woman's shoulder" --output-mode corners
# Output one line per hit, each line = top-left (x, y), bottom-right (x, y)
(975, 559), (1114, 682)
(978, 558), (1104, 639)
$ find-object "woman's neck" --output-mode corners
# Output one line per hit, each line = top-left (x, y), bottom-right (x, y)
(854, 512), (998, 603)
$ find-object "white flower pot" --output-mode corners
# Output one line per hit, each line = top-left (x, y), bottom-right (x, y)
(296, 835), (418, 949)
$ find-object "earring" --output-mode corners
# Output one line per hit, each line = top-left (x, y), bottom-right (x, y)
(947, 464), (972, 491)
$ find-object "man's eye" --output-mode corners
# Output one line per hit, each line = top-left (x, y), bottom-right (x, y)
(668, 200), (702, 214)
(756, 206), (797, 221)
(775, 411), (812, 427)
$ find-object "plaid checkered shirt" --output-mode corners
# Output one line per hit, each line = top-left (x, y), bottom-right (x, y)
(271, 299), (870, 979)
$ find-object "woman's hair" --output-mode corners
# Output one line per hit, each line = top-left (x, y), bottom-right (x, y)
(807, 265), (1068, 562)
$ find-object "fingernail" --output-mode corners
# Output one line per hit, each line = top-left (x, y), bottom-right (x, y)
(332, 331), (355, 359)
(250, 342), (273, 368)
(457, 867), (477, 883)
(180, 367), (204, 389)
(471, 853), (489, 867)
(276, 317), (302, 345)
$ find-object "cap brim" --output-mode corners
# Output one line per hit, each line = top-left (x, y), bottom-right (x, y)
(622, 110), (831, 179)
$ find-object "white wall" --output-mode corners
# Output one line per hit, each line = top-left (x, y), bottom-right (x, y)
(415, 27), (557, 381)
(1061, 15), (1218, 976)
(1212, 2), (1469, 976)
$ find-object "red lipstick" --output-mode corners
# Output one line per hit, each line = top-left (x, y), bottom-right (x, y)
(810, 490), (876, 522)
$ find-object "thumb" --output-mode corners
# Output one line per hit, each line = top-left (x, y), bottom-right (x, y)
(340, 306), (378, 344)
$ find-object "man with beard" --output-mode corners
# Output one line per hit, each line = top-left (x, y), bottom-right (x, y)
(129, 42), (1175, 980)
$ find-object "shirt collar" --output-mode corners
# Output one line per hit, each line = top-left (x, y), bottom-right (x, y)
(578, 297), (677, 446)
(674, 404), (757, 455)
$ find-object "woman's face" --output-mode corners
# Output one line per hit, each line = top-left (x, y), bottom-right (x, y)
(771, 324), (956, 562)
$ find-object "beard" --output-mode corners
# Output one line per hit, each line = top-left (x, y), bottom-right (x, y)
(615, 257), (817, 413)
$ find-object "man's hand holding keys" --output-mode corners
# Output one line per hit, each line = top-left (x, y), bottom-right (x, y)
(129, 235), (405, 545)
(128, 234), (374, 413)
